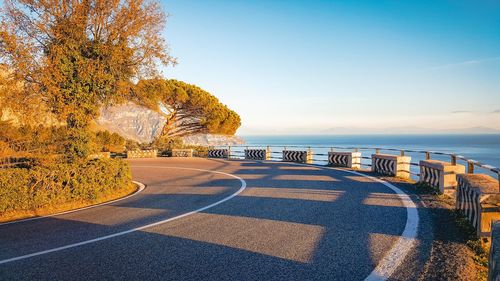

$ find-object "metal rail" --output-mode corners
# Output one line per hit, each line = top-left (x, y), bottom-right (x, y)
(213, 144), (500, 184)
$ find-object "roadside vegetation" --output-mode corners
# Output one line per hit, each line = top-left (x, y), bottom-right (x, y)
(0, 120), (134, 222)
(413, 182), (488, 280)
(0, 0), (238, 222)
(149, 136), (209, 157)
(0, 157), (132, 222)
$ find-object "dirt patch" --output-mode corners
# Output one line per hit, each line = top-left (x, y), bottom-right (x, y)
(379, 175), (488, 281)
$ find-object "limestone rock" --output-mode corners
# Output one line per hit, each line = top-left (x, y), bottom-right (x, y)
(96, 102), (166, 143)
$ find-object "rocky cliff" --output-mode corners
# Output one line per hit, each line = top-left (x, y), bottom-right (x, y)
(96, 102), (244, 145)
(96, 102), (167, 143)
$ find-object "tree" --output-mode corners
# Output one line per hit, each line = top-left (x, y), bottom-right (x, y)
(0, 0), (175, 158)
(133, 79), (241, 137)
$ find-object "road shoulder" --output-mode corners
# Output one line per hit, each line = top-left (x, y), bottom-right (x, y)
(379, 175), (487, 281)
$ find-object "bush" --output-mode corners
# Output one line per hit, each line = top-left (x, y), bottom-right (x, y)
(150, 137), (184, 153)
(94, 130), (126, 153)
(125, 139), (141, 151)
(0, 158), (132, 216)
(149, 136), (209, 157)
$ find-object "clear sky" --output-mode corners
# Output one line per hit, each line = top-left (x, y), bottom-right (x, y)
(160, 0), (500, 135)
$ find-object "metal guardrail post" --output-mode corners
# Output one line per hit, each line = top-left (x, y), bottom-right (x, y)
(400, 150), (405, 156)
(425, 152), (430, 160)
(228, 146), (231, 159)
(354, 148), (359, 152)
(375, 148), (380, 154)
(468, 161), (474, 174)
(451, 154), (457, 165)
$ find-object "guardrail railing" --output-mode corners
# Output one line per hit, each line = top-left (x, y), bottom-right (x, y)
(209, 144), (500, 188)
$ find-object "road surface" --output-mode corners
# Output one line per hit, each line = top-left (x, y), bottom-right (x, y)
(0, 158), (429, 281)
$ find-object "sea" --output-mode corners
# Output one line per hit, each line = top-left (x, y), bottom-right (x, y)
(236, 134), (500, 179)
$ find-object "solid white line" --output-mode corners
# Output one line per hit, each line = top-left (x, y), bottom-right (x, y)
(0, 181), (146, 227)
(351, 170), (419, 281)
(0, 167), (246, 265)
(259, 160), (419, 281)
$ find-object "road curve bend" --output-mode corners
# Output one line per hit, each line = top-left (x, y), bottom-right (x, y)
(0, 158), (424, 281)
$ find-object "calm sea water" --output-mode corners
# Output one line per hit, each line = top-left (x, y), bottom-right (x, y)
(238, 134), (500, 177)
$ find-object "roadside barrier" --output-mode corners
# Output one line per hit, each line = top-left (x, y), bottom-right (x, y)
(282, 149), (313, 164)
(209, 145), (499, 200)
(0, 157), (30, 168)
(328, 151), (361, 169)
(372, 153), (411, 179)
(88, 152), (111, 159)
(172, 149), (194, 157)
(126, 150), (157, 159)
(244, 148), (270, 160)
(456, 174), (500, 238)
(420, 160), (465, 194)
(208, 148), (229, 159)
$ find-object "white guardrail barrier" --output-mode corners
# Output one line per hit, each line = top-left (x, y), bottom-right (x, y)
(209, 145), (499, 187)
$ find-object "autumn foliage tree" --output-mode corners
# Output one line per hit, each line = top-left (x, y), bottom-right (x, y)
(133, 79), (241, 137)
(0, 0), (175, 158)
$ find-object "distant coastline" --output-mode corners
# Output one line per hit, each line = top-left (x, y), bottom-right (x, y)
(237, 126), (500, 136)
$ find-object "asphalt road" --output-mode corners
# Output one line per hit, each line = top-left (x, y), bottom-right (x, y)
(0, 158), (429, 281)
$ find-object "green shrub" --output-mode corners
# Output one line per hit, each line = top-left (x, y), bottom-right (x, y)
(149, 136), (209, 157)
(125, 139), (141, 151)
(0, 158), (131, 214)
(94, 130), (126, 153)
(150, 136), (184, 153)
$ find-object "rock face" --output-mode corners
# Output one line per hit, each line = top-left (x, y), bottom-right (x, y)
(181, 134), (245, 146)
(96, 102), (166, 143)
(96, 102), (244, 145)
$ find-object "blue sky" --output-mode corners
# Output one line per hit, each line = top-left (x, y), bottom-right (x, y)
(160, 0), (500, 135)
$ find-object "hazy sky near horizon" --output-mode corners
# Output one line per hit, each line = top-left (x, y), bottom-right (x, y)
(160, 0), (500, 135)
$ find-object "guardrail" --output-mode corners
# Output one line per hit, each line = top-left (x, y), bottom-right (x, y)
(0, 156), (30, 169)
(209, 145), (500, 190)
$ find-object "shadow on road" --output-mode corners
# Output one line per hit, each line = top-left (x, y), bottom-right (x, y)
(0, 158), (438, 281)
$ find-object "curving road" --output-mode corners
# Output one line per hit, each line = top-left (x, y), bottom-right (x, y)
(0, 158), (428, 281)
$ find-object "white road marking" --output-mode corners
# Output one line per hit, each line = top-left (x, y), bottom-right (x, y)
(0, 167), (247, 265)
(0, 181), (146, 227)
(350, 171), (419, 281)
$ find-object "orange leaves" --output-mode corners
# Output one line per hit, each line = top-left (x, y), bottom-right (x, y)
(1, 0), (174, 128)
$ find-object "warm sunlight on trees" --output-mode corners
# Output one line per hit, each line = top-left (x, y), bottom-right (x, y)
(133, 79), (241, 137)
(0, 0), (175, 158)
